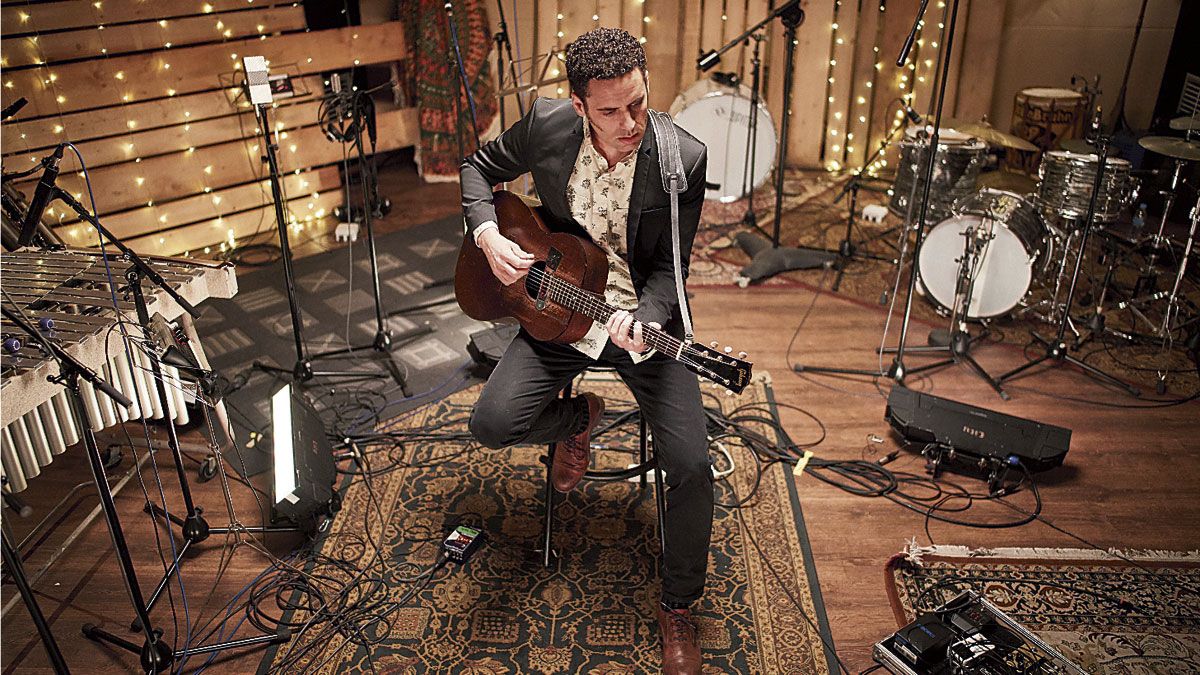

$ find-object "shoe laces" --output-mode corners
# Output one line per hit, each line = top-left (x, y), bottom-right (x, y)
(665, 609), (696, 644)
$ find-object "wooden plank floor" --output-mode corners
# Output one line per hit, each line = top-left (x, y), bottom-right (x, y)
(3, 161), (1197, 673)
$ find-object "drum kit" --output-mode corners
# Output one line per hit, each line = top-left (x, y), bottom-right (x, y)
(884, 103), (1200, 395)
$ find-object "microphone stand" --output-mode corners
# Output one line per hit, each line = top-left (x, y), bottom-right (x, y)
(706, 0), (840, 283)
(492, 0), (525, 129)
(2, 520), (69, 673)
(34, 186), (302, 639)
(0, 300), (288, 673)
(445, 0), (482, 155)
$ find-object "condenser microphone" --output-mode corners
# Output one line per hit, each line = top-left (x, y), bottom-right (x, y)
(903, 104), (924, 125)
(17, 144), (65, 247)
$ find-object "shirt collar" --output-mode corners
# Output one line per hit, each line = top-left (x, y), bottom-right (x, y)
(582, 120), (637, 173)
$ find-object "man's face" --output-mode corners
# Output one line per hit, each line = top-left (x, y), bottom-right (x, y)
(571, 68), (649, 157)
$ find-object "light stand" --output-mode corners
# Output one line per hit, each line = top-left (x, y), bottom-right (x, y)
(0, 301), (288, 673)
(37, 185), (302, 634)
(707, 0), (840, 282)
(995, 115), (1141, 397)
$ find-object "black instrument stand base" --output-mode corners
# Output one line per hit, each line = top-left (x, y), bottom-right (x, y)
(306, 323), (436, 396)
(996, 331), (1141, 397)
(735, 232), (838, 285)
(881, 328), (1010, 400)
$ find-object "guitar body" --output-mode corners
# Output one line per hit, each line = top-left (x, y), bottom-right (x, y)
(455, 190), (610, 344)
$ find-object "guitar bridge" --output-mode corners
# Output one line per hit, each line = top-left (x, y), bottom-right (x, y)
(535, 248), (562, 311)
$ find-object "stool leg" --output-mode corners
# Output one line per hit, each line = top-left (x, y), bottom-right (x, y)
(638, 415), (648, 488)
(652, 457), (667, 561)
(542, 445), (556, 568)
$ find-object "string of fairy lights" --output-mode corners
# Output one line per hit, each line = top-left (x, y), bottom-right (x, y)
(3, 0), (964, 259)
(2, 1), (334, 259)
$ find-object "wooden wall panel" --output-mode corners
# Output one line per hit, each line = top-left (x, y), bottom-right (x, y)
(6, 99), (324, 172)
(4, 23), (407, 119)
(787, 1), (835, 166)
(53, 167), (341, 244)
(2, 76), (324, 154)
(953, 0), (1005, 122)
(1, 6), (307, 68)
(0, 0), (280, 35)
(645, 0), (682, 112)
(13, 108), (418, 218)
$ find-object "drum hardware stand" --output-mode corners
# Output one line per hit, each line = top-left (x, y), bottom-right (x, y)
(0, 302), (289, 674)
(995, 114), (1141, 397)
(38, 185), (303, 637)
(698, 1), (839, 282)
(879, 223), (1011, 399)
(3, 520), (70, 674)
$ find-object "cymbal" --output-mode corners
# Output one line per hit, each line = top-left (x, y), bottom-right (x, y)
(1138, 135), (1200, 161)
(1059, 138), (1095, 154)
(954, 122), (1039, 152)
(1169, 116), (1200, 131)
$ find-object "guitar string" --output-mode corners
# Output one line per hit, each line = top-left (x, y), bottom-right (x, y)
(518, 265), (732, 378)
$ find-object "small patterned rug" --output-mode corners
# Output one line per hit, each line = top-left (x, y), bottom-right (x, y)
(265, 374), (836, 673)
(885, 544), (1200, 674)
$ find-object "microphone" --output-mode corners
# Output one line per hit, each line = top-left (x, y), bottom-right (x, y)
(697, 50), (720, 72)
(902, 104), (924, 125)
(1, 96), (27, 121)
(17, 144), (65, 248)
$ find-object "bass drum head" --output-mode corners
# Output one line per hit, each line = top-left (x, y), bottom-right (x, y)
(918, 214), (1034, 319)
(671, 81), (776, 203)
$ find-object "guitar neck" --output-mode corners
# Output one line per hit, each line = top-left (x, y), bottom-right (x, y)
(542, 276), (683, 357)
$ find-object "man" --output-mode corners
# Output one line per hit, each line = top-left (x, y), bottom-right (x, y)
(459, 27), (710, 675)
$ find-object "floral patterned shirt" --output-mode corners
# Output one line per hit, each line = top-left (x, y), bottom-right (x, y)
(566, 122), (650, 362)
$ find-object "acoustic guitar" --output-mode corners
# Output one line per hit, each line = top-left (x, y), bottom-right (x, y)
(455, 190), (753, 394)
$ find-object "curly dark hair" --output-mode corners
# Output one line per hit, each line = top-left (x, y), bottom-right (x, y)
(565, 27), (647, 100)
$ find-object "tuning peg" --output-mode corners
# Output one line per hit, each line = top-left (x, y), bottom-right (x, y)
(710, 340), (718, 348)
(739, 351), (747, 359)
(723, 346), (732, 354)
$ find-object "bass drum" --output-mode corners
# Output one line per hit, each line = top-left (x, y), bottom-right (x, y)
(669, 76), (777, 203)
(918, 189), (1050, 319)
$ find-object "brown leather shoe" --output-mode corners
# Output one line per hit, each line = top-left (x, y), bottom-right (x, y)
(550, 393), (604, 493)
(657, 605), (702, 674)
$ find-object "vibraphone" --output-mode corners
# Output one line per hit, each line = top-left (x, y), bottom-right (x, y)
(0, 248), (236, 492)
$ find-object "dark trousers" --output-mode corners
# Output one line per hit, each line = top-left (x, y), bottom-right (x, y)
(469, 328), (713, 605)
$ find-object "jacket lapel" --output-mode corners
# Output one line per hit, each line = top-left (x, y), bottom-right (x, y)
(552, 116), (585, 219)
(625, 129), (654, 260)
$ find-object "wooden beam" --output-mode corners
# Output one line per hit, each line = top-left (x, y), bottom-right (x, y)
(0, 0), (290, 36)
(12, 107), (418, 218)
(51, 167), (342, 240)
(644, 0), (681, 113)
(5, 99), (324, 172)
(3, 76), (325, 154)
(1, 6), (308, 69)
(787, 0), (835, 167)
(3, 22), (408, 119)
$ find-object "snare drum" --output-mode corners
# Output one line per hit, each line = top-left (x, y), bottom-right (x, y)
(889, 127), (986, 223)
(669, 76), (777, 203)
(918, 189), (1051, 318)
(1035, 150), (1135, 223)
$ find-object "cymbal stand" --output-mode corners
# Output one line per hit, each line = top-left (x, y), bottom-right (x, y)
(879, 219), (1010, 399)
(1159, 190), (1200, 347)
(995, 116), (1140, 397)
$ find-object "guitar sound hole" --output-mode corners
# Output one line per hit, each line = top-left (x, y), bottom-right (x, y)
(523, 261), (549, 300)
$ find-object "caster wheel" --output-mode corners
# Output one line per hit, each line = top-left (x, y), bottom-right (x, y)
(197, 455), (218, 483)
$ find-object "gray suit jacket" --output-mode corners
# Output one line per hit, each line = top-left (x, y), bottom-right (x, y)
(459, 97), (708, 336)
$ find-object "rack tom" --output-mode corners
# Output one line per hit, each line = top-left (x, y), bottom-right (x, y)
(889, 127), (986, 224)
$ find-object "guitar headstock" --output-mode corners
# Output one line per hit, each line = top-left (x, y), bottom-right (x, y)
(682, 340), (753, 394)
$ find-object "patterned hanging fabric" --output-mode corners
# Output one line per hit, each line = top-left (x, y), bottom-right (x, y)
(400, 0), (499, 181)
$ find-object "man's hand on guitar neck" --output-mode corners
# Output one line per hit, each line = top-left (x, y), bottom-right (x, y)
(477, 227), (534, 286)
(607, 310), (661, 354)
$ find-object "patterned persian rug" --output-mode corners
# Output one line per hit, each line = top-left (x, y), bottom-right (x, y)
(885, 544), (1200, 674)
(265, 374), (836, 673)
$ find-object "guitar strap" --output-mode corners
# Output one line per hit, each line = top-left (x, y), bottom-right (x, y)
(646, 109), (694, 344)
